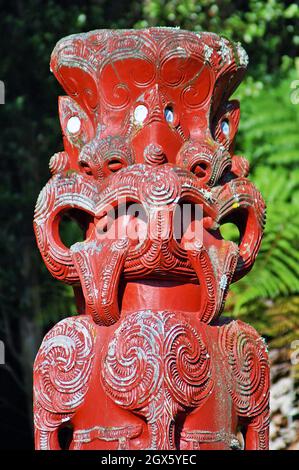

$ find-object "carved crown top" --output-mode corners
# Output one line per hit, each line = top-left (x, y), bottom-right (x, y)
(50, 28), (248, 120)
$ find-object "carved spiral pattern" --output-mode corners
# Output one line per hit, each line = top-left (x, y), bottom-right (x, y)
(129, 58), (156, 87)
(34, 400), (71, 433)
(164, 323), (213, 406)
(102, 311), (213, 414)
(49, 151), (70, 174)
(79, 135), (133, 180)
(139, 167), (181, 207)
(214, 177), (266, 281)
(34, 316), (95, 415)
(218, 320), (269, 418)
(34, 173), (97, 284)
(181, 80), (211, 109)
(144, 144), (166, 166)
(102, 311), (163, 410)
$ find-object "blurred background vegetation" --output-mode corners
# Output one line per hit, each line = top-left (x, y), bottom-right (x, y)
(0, 0), (298, 449)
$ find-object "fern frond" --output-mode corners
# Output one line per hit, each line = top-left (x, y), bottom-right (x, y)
(225, 72), (299, 342)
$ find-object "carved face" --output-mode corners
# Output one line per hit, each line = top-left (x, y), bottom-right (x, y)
(35, 29), (265, 325)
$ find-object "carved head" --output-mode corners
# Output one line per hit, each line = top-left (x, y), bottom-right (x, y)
(34, 28), (265, 325)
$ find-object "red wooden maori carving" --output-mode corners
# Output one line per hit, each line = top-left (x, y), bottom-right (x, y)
(33, 28), (269, 450)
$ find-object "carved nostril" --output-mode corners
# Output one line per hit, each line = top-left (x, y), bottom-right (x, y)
(79, 161), (93, 176)
(107, 159), (124, 173)
(144, 143), (167, 166)
(191, 161), (209, 178)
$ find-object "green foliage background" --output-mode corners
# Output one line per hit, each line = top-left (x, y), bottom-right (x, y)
(0, 0), (298, 448)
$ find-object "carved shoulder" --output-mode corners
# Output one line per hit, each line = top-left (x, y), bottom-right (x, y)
(218, 319), (270, 419)
(34, 315), (96, 432)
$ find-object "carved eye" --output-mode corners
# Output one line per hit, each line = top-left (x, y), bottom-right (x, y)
(134, 104), (148, 123)
(221, 119), (230, 137)
(164, 105), (174, 123)
(67, 116), (81, 134)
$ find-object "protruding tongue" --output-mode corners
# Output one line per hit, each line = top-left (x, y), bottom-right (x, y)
(187, 239), (239, 323)
(71, 238), (129, 325)
(188, 244), (217, 323)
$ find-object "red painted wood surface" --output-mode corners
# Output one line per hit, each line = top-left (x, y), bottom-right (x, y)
(33, 28), (269, 450)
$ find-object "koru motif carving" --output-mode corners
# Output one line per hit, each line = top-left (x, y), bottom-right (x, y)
(101, 310), (213, 449)
(34, 316), (96, 449)
(33, 28), (269, 450)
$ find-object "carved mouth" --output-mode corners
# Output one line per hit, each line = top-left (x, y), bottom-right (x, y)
(92, 165), (218, 280)
(34, 164), (265, 327)
(68, 165), (240, 325)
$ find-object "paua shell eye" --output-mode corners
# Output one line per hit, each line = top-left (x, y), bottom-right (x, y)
(67, 116), (81, 134)
(164, 105), (174, 123)
(221, 119), (230, 137)
(134, 104), (148, 124)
